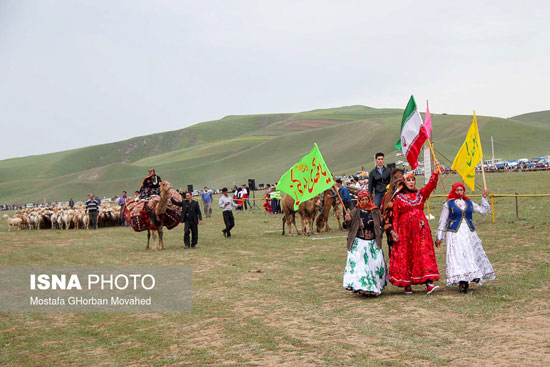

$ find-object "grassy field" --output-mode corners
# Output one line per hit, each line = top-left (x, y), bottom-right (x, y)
(1, 105), (549, 204)
(1, 172), (549, 366)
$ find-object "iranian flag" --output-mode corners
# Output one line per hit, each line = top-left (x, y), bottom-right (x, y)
(395, 95), (428, 170)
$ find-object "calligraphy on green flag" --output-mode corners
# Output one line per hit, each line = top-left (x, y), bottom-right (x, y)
(277, 144), (334, 210)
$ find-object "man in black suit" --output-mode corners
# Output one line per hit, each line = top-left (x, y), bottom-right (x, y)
(172, 192), (203, 249)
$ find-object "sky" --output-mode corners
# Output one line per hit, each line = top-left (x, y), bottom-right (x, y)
(1, 0), (549, 160)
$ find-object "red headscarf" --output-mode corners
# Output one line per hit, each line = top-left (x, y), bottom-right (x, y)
(447, 182), (470, 201)
(357, 190), (377, 211)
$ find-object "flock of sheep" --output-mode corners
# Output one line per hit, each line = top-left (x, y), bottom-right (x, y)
(2, 204), (123, 231)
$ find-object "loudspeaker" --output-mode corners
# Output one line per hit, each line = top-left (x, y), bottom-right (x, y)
(187, 184), (194, 193)
(248, 179), (256, 191)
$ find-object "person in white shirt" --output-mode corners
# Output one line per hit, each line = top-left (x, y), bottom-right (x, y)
(219, 187), (240, 238)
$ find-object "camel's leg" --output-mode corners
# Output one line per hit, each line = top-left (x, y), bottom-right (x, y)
(158, 227), (164, 250)
(336, 213), (343, 231)
(146, 230), (151, 250)
(152, 230), (158, 251)
(282, 216), (286, 235)
(292, 215), (300, 235)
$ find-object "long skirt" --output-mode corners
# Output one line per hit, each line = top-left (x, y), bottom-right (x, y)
(343, 238), (388, 295)
(446, 222), (496, 286)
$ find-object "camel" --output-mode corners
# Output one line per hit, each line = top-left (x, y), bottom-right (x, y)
(143, 181), (173, 251)
(281, 195), (300, 235)
(281, 194), (322, 236)
(298, 195), (321, 236)
(316, 188), (344, 233)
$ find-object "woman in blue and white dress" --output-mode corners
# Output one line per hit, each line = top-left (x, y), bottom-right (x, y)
(435, 183), (496, 293)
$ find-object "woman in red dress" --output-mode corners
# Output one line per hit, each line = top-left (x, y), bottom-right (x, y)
(389, 169), (440, 294)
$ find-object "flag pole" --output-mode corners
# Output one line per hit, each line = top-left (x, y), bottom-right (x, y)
(425, 100), (440, 174)
(426, 139), (441, 174)
(333, 183), (350, 216)
(475, 110), (488, 190)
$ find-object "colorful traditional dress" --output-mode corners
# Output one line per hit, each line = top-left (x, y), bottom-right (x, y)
(389, 173), (439, 286)
(437, 196), (495, 286)
(343, 206), (388, 295)
(139, 174), (162, 197)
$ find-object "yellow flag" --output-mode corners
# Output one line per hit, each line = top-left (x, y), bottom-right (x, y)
(451, 111), (483, 191)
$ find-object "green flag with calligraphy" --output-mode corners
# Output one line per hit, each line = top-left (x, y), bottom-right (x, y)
(277, 143), (334, 210)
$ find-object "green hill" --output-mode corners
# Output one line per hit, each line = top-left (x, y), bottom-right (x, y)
(1, 106), (549, 204)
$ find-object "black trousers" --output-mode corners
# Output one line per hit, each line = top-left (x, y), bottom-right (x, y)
(184, 221), (199, 247)
(222, 211), (235, 237)
(89, 211), (98, 229)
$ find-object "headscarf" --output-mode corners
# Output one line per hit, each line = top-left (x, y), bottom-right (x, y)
(357, 190), (377, 211)
(447, 182), (470, 201)
(399, 171), (417, 193)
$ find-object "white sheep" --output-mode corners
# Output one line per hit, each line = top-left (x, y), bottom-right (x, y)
(3, 214), (23, 231)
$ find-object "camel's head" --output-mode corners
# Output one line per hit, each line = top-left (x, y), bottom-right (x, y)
(313, 195), (322, 210)
(160, 180), (172, 194)
(316, 215), (325, 233)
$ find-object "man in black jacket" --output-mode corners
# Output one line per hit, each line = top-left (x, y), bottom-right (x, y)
(172, 192), (203, 249)
(368, 152), (392, 208)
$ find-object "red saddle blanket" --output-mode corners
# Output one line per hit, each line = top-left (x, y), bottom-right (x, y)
(123, 191), (182, 232)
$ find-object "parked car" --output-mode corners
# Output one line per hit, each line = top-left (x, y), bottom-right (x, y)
(535, 160), (548, 169)
(507, 160), (518, 169)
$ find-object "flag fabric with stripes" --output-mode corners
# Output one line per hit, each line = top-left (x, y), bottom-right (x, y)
(395, 95), (428, 169)
(424, 101), (432, 139)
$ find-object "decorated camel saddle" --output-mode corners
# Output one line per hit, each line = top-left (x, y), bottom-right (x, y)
(123, 181), (182, 232)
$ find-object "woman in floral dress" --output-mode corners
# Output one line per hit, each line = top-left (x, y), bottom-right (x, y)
(435, 183), (495, 293)
(389, 170), (440, 295)
(343, 190), (387, 296)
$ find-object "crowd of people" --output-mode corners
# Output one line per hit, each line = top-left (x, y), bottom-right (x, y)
(342, 155), (496, 296)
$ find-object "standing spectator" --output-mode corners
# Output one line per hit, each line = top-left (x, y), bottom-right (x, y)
(201, 187), (213, 218)
(368, 152), (391, 208)
(270, 185), (281, 214)
(69, 198), (74, 208)
(333, 179), (353, 212)
(85, 194), (100, 230)
(219, 187), (239, 238)
(118, 191), (128, 226)
(235, 186), (243, 211)
(351, 177), (361, 190)
(241, 184), (249, 210)
(172, 192), (203, 249)
(263, 184), (273, 213)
